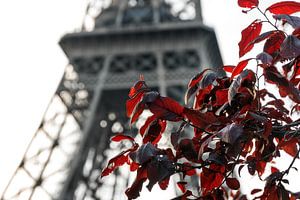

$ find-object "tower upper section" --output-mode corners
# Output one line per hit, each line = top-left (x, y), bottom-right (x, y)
(94, 0), (202, 28)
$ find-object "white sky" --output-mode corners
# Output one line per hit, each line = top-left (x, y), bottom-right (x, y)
(0, 0), (298, 199)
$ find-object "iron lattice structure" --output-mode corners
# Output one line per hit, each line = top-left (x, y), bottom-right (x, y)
(1, 1), (223, 200)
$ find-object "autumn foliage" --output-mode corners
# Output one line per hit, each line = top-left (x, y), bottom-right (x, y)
(102, 1), (300, 199)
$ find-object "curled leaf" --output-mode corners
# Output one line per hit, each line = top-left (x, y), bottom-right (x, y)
(111, 134), (135, 142)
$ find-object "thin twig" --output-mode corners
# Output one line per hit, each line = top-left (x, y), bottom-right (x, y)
(182, 119), (213, 135)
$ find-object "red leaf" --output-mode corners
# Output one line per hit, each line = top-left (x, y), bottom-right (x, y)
(101, 154), (128, 178)
(130, 161), (139, 171)
(183, 108), (217, 129)
(293, 27), (300, 37)
(226, 178), (240, 190)
(125, 166), (148, 199)
(251, 188), (262, 195)
(128, 75), (148, 98)
(263, 120), (272, 138)
(159, 178), (170, 190)
(177, 181), (187, 193)
(130, 91), (159, 124)
(181, 162), (196, 176)
(239, 20), (262, 57)
(178, 140), (198, 162)
(231, 59), (251, 79)
(126, 91), (144, 118)
(130, 102), (145, 124)
(250, 31), (278, 46)
(200, 165), (224, 195)
(238, 0), (258, 8)
(264, 66), (300, 103)
(185, 69), (215, 104)
(271, 166), (279, 173)
(228, 70), (255, 105)
(102, 144), (138, 178)
(148, 96), (184, 121)
(267, 1), (300, 15)
(238, 165), (245, 177)
(140, 115), (157, 136)
(111, 134), (135, 142)
(223, 65), (235, 73)
(142, 119), (166, 144)
(279, 138), (299, 157)
(264, 31), (286, 56)
(214, 89), (229, 106)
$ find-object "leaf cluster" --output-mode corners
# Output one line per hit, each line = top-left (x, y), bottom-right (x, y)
(102, 1), (300, 199)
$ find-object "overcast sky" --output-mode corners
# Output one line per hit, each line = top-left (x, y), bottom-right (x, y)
(0, 0), (296, 198)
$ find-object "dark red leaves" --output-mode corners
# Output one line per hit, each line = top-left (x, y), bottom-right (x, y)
(111, 134), (135, 142)
(239, 20), (262, 57)
(125, 166), (148, 200)
(251, 31), (278, 46)
(226, 178), (240, 190)
(183, 108), (217, 129)
(146, 155), (175, 191)
(264, 31), (286, 56)
(201, 165), (224, 195)
(278, 138), (299, 157)
(142, 119), (166, 144)
(228, 70), (255, 105)
(231, 59), (251, 79)
(238, 0), (258, 8)
(140, 115), (157, 136)
(214, 89), (229, 106)
(148, 96), (184, 121)
(264, 66), (300, 103)
(185, 69), (216, 104)
(106, 3), (300, 196)
(267, 1), (300, 15)
(280, 35), (300, 59)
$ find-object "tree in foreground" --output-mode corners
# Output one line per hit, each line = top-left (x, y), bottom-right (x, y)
(101, 0), (300, 199)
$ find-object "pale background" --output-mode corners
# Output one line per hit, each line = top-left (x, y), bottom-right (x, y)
(0, 0), (297, 198)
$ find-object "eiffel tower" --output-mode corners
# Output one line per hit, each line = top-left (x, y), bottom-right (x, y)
(1, 1), (223, 200)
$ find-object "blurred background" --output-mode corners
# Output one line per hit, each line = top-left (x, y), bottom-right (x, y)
(0, 0), (298, 200)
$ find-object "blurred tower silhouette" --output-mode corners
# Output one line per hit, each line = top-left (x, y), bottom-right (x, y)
(1, 1), (222, 200)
